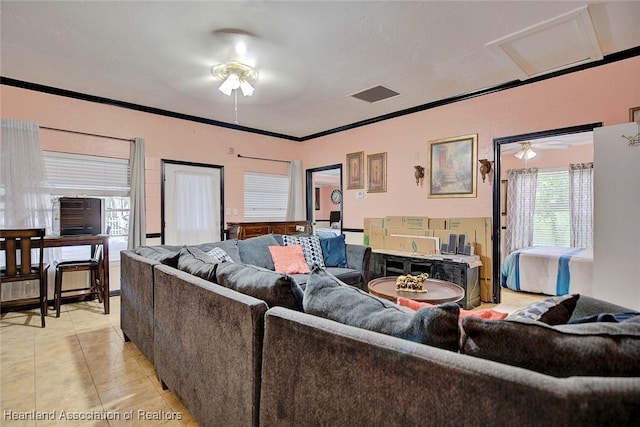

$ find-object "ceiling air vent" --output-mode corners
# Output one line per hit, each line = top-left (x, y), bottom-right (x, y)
(350, 85), (401, 104)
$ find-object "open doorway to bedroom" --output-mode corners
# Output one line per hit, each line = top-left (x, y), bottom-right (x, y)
(305, 164), (343, 236)
(491, 122), (601, 303)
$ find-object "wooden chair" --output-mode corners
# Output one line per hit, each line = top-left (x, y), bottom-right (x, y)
(0, 228), (49, 328)
(53, 244), (104, 317)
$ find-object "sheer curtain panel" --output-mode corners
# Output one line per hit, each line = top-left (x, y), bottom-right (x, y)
(286, 160), (304, 221)
(128, 138), (146, 249)
(0, 118), (53, 301)
(569, 162), (594, 248)
(173, 171), (220, 245)
(505, 167), (538, 254)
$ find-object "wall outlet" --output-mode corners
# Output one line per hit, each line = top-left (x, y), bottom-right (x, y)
(356, 191), (365, 199)
(295, 225), (305, 232)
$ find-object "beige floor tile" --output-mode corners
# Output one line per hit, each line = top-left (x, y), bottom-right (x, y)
(1, 296), (199, 426)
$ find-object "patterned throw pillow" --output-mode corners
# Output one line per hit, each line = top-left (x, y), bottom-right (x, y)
(268, 245), (311, 274)
(506, 294), (579, 325)
(282, 235), (325, 269)
(205, 247), (234, 263)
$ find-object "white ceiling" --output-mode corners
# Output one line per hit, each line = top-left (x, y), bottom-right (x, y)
(1, 1), (639, 140)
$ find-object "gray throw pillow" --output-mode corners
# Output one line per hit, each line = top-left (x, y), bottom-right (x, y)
(216, 262), (304, 311)
(177, 246), (220, 282)
(134, 246), (181, 268)
(303, 268), (460, 351)
(237, 234), (280, 269)
(461, 316), (640, 377)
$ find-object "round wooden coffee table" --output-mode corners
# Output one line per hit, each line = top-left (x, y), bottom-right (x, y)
(368, 276), (464, 304)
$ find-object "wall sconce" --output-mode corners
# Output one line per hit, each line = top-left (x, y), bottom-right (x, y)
(414, 166), (425, 187)
(479, 159), (493, 183)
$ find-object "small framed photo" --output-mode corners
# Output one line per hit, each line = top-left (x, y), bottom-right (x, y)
(346, 151), (364, 190)
(427, 133), (478, 198)
(367, 152), (387, 193)
(630, 106), (640, 123)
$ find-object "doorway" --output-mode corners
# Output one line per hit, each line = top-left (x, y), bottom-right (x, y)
(491, 122), (601, 303)
(305, 164), (343, 234)
(161, 160), (225, 245)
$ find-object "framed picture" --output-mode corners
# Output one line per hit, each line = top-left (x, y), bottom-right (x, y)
(367, 152), (387, 193)
(314, 187), (320, 210)
(346, 151), (364, 189)
(630, 106), (640, 122)
(427, 134), (478, 198)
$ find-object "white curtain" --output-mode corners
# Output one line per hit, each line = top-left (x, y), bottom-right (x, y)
(286, 160), (304, 221)
(127, 137), (146, 249)
(173, 171), (220, 245)
(505, 167), (538, 254)
(569, 162), (594, 248)
(0, 118), (53, 301)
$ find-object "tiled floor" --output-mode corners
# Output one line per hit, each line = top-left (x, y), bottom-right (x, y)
(1, 289), (545, 427)
(1, 297), (198, 427)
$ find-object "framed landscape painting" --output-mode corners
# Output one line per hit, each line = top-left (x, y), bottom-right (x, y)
(427, 134), (478, 198)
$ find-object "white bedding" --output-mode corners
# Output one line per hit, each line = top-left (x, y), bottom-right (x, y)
(501, 246), (593, 296)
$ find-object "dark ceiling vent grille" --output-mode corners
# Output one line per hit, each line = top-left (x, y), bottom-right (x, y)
(351, 85), (400, 103)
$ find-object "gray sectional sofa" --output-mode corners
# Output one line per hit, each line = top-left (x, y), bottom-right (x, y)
(121, 234), (640, 427)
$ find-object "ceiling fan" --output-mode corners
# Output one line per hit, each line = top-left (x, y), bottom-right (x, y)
(503, 140), (572, 159)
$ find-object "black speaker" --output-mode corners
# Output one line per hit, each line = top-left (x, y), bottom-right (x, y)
(441, 243), (449, 253)
(457, 234), (466, 254)
(448, 234), (457, 254)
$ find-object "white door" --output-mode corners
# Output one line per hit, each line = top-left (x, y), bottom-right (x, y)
(163, 161), (223, 245)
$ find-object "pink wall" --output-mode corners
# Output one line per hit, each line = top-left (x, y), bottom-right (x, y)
(1, 56), (638, 233)
(303, 56), (639, 228)
(316, 185), (340, 220)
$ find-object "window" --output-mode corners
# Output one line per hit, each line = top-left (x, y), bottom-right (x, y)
(243, 171), (289, 220)
(532, 169), (570, 247)
(44, 152), (130, 260)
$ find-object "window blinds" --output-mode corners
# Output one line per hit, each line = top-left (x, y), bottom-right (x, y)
(43, 152), (130, 196)
(532, 169), (570, 247)
(243, 171), (289, 220)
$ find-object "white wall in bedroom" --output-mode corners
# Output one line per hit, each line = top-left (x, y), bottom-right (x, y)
(593, 122), (640, 309)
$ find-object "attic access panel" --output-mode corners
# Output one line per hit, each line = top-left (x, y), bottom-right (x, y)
(486, 5), (602, 80)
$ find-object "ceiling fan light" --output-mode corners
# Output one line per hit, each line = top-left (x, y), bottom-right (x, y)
(218, 73), (240, 96)
(239, 80), (254, 96)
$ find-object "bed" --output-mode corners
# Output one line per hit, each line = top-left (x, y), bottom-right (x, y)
(501, 246), (593, 296)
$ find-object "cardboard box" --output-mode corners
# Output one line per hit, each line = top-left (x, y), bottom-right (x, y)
(480, 278), (493, 302)
(402, 216), (429, 229)
(428, 218), (448, 230)
(383, 235), (438, 255)
(383, 216), (405, 228)
(363, 218), (385, 246)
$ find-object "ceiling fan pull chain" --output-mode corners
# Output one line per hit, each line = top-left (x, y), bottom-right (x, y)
(234, 89), (239, 124)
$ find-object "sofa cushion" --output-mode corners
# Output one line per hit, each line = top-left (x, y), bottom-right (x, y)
(237, 234), (280, 270)
(216, 262), (304, 311)
(282, 235), (325, 269)
(177, 246), (221, 282)
(319, 234), (348, 268)
(461, 316), (640, 377)
(268, 245), (311, 274)
(134, 246), (181, 268)
(303, 268), (460, 351)
(505, 294), (579, 325)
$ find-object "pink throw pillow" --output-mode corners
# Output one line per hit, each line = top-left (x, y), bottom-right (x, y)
(268, 245), (311, 274)
(396, 297), (508, 321)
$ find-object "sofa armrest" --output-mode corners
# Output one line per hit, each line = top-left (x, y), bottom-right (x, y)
(569, 295), (632, 322)
(345, 244), (372, 286)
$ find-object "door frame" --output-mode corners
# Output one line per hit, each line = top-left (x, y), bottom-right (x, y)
(490, 122), (601, 303)
(160, 159), (225, 244)
(305, 164), (343, 228)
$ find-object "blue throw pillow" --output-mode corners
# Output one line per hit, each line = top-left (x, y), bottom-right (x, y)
(319, 234), (348, 268)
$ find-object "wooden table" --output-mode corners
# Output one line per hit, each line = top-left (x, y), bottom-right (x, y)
(368, 276), (464, 304)
(44, 234), (110, 315)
